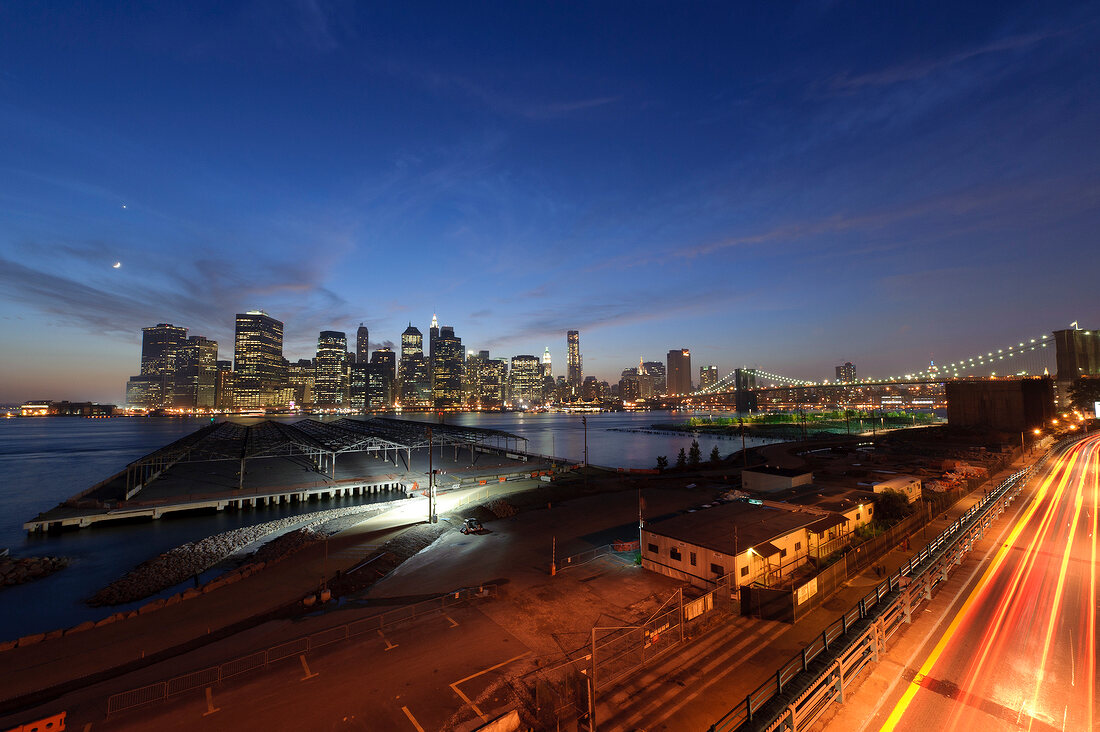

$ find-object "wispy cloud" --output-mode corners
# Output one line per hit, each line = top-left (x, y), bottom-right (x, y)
(827, 31), (1062, 93)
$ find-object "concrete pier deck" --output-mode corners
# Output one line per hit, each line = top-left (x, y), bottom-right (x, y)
(24, 446), (553, 533)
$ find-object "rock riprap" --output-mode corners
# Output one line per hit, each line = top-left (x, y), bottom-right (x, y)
(1, 555), (70, 587)
(88, 501), (395, 606)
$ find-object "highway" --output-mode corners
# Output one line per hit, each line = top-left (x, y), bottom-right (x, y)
(879, 435), (1097, 732)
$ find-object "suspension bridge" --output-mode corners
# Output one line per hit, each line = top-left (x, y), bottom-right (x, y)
(686, 327), (1095, 411)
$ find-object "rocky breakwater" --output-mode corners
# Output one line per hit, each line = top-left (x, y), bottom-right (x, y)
(1, 555), (70, 587)
(88, 501), (396, 607)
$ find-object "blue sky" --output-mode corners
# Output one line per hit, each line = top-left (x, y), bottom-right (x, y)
(1, 1), (1098, 403)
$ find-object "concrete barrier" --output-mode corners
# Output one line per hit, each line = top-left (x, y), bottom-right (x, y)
(16, 632), (45, 647)
(66, 620), (95, 635)
(0, 639), (16, 652)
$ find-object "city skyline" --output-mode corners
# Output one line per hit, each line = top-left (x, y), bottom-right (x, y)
(1, 2), (1099, 404)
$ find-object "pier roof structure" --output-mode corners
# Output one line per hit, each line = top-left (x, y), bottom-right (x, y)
(78, 417), (528, 502)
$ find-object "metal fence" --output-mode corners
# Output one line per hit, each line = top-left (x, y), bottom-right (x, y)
(707, 439), (1075, 732)
(106, 584), (497, 718)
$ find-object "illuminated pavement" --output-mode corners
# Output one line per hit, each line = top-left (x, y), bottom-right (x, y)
(868, 436), (1097, 732)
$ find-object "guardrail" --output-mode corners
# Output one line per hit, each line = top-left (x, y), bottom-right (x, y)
(106, 584), (497, 719)
(709, 437), (1080, 732)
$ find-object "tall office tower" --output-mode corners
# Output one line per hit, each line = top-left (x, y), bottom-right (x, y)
(363, 362), (390, 411)
(287, 358), (315, 407)
(429, 314), (439, 390)
(619, 368), (640, 403)
(581, 376), (601, 401)
(463, 350), (484, 405)
(356, 323), (370, 363)
(315, 331), (349, 406)
(172, 335), (218, 408)
(214, 360), (234, 410)
(636, 364), (654, 399)
(542, 347), (553, 378)
(370, 347), (396, 406)
(567, 331), (582, 393)
(431, 325), (465, 409)
(699, 365), (719, 392)
(348, 362), (369, 410)
(233, 310), (286, 407)
(666, 348), (692, 395)
(835, 362), (857, 383)
(399, 324), (430, 409)
(140, 323), (188, 375)
(126, 323), (188, 409)
(642, 361), (666, 394)
(509, 355), (542, 405)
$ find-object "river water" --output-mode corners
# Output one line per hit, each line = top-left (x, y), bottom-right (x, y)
(0, 410), (773, 638)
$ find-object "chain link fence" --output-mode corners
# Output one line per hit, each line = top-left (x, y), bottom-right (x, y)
(106, 584), (496, 718)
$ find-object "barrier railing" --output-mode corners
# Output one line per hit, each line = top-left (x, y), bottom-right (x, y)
(106, 584), (497, 718)
(707, 438), (1078, 732)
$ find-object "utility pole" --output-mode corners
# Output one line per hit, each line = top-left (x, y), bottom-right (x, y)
(739, 417), (747, 468)
(582, 415), (589, 467)
(427, 426), (436, 524)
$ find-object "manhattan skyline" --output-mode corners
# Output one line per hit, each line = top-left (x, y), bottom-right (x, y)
(1, 1), (1099, 404)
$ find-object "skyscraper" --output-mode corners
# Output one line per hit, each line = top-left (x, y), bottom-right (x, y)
(835, 362), (857, 383)
(127, 322), (188, 409)
(370, 348), (397, 409)
(399, 324), (430, 409)
(666, 348), (692, 395)
(315, 330), (348, 406)
(356, 323), (370, 364)
(431, 325), (464, 409)
(509, 355), (542, 405)
(140, 323), (188, 376)
(233, 310), (285, 407)
(429, 313), (439, 390)
(643, 361), (666, 394)
(542, 347), (553, 378)
(699, 365), (719, 391)
(172, 335), (218, 408)
(567, 330), (582, 394)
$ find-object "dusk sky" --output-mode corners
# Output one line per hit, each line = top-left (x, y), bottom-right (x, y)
(1, 1), (1098, 403)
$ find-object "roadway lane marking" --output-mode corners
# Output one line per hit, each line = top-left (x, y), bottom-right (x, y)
(378, 629), (397, 650)
(202, 687), (220, 716)
(446, 614), (459, 628)
(401, 705), (426, 732)
(299, 654), (319, 680)
(450, 651), (532, 723)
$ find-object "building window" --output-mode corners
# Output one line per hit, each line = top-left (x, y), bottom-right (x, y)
(795, 541), (802, 551)
(690, 552), (697, 566)
(868, 506), (874, 514)
(780, 548), (787, 559)
(740, 566), (749, 577)
(670, 547), (682, 561)
(711, 563), (724, 576)
(856, 513), (861, 521)
(647, 543), (658, 554)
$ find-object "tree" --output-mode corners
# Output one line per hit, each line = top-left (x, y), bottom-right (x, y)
(656, 455), (669, 472)
(1066, 377), (1100, 413)
(874, 490), (913, 525)
(709, 445), (721, 463)
(688, 439), (701, 466)
(675, 448), (687, 469)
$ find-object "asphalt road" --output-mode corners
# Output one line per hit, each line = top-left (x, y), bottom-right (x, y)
(878, 435), (1097, 732)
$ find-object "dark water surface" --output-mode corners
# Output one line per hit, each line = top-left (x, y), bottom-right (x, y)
(0, 411), (773, 638)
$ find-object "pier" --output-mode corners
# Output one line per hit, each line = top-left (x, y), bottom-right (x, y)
(24, 417), (538, 533)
